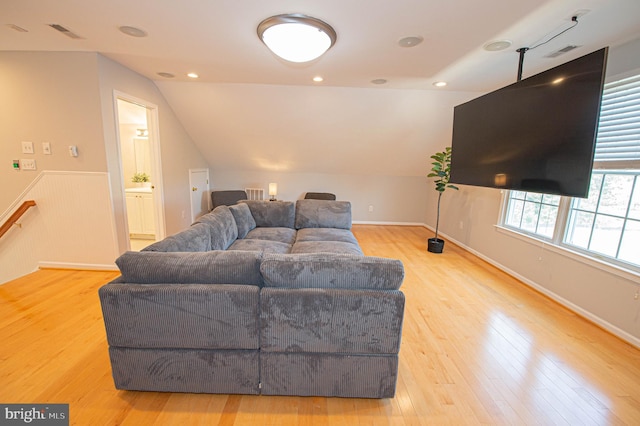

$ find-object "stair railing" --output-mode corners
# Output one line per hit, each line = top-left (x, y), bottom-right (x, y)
(0, 200), (37, 240)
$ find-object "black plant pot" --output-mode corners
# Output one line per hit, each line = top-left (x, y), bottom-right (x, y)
(427, 238), (445, 253)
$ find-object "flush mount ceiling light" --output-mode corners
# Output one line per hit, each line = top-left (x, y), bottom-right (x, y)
(257, 14), (337, 63)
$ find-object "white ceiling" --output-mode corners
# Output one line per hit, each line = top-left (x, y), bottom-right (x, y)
(3, 0), (640, 177)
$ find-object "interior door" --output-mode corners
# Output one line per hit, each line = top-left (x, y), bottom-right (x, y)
(189, 168), (210, 222)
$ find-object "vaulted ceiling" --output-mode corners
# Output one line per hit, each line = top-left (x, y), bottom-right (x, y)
(3, 0), (639, 176)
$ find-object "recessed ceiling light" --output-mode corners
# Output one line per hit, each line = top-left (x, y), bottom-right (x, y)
(398, 36), (424, 48)
(433, 81), (447, 88)
(119, 25), (147, 37)
(157, 72), (175, 78)
(371, 79), (387, 85)
(257, 14), (337, 63)
(483, 40), (512, 51)
(313, 76), (324, 82)
(187, 72), (199, 79)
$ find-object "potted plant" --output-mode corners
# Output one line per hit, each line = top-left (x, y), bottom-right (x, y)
(427, 147), (458, 253)
(132, 172), (151, 187)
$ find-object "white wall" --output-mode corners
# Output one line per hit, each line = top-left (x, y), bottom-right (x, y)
(0, 52), (106, 210)
(427, 38), (640, 347)
(211, 170), (428, 223)
(1, 52), (208, 276)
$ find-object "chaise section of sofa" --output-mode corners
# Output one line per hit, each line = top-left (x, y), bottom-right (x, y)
(259, 253), (405, 398)
(99, 250), (264, 394)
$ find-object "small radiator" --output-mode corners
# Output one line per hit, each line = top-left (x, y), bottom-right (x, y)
(245, 188), (264, 200)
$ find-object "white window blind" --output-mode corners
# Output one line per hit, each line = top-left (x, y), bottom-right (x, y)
(594, 74), (640, 162)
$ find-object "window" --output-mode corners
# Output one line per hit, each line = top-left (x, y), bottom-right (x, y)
(505, 191), (560, 239)
(501, 72), (640, 272)
(565, 171), (640, 266)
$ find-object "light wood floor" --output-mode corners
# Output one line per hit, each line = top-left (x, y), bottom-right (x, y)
(1, 225), (639, 425)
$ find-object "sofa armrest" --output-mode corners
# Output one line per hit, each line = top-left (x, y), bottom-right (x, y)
(260, 253), (404, 290)
(115, 250), (264, 286)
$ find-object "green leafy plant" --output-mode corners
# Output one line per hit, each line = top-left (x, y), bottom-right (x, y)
(427, 147), (458, 242)
(131, 172), (150, 183)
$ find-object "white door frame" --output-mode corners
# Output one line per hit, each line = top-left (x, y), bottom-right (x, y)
(113, 91), (166, 247)
(189, 168), (210, 223)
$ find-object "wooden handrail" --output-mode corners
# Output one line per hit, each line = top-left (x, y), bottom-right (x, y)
(0, 200), (36, 240)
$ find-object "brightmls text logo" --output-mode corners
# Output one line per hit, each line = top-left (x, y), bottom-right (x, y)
(1, 404), (68, 425)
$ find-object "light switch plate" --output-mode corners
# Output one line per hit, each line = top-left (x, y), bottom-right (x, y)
(42, 142), (52, 155)
(21, 141), (34, 154)
(20, 159), (36, 170)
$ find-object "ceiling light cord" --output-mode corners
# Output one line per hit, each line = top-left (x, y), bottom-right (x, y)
(516, 16), (580, 81)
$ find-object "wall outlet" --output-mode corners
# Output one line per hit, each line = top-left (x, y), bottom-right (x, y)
(368, 205), (374, 212)
(21, 141), (34, 154)
(20, 159), (36, 170)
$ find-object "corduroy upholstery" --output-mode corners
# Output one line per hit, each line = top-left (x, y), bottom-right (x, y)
(99, 199), (405, 398)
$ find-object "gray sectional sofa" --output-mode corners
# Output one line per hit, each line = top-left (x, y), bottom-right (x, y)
(99, 199), (405, 398)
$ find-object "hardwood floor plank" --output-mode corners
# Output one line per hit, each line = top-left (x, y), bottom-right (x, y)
(1, 226), (639, 425)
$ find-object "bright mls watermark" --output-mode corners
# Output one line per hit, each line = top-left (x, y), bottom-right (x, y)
(1, 404), (68, 425)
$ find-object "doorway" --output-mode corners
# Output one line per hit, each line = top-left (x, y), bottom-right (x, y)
(189, 168), (210, 222)
(115, 95), (165, 251)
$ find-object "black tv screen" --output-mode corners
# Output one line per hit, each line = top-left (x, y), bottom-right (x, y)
(450, 47), (608, 198)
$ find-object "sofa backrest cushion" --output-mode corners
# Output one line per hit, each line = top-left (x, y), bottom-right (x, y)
(228, 202), (257, 239)
(260, 253), (404, 290)
(142, 222), (212, 252)
(115, 250), (264, 286)
(241, 201), (295, 228)
(295, 200), (352, 230)
(193, 205), (239, 250)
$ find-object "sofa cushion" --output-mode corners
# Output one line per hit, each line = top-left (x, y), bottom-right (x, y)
(295, 200), (352, 230)
(245, 227), (297, 245)
(228, 239), (291, 254)
(295, 228), (359, 245)
(260, 287), (405, 354)
(100, 283), (260, 349)
(115, 250), (263, 286)
(193, 205), (238, 250)
(228, 202), (256, 239)
(109, 347), (260, 394)
(142, 222), (212, 252)
(260, 352), (397, 398)
(260, 253), (404, 290)
(290, 241), (363, 256)
(242, 201), (295, 228)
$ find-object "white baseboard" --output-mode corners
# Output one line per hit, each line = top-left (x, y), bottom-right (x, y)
(38, 261), (118, 271)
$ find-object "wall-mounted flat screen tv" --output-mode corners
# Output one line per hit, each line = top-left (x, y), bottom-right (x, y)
(449, 47), (608, 198)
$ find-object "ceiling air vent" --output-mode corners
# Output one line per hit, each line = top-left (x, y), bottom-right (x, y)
(48, 24), (83, 39)
(545, 45), (580, 58)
